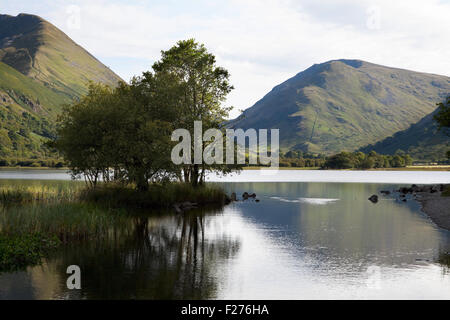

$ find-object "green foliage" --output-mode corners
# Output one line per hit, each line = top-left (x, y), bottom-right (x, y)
(0, 233), (60, 273)
(54, 39), (239, 190)
(152, 39), (237, 186)
(434, 96), (450, 130)
(362, 108), (449, 162)
(53, 81), (176, 190)
(0, 14), (121, 160)
(0, 184), (81, 205)
(0, 158), (64, 167)
(0, 202), (129, 243)
(323, 151), (412, 169)
(279, 151), (325, 167)
(80, 183), (227, 209)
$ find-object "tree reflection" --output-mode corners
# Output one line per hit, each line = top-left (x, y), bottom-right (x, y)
(52, 209), (240, 299)
(438, 252), (450, 274)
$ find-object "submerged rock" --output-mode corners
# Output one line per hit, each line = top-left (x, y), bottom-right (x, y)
(173, 201), (198, 213)
(173, 204), (183, 214)
(368, 195), (378, 203)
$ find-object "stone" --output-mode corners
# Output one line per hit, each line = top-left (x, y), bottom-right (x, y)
(368, 195), (378, 203)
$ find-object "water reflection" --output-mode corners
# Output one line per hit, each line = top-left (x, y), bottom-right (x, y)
(0, 209), (240, 300)
(1, 180), (450, 299)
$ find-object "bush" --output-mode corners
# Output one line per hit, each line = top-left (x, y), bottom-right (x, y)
(0, 233), (60, 273)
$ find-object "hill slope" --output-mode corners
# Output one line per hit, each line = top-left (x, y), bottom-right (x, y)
(0, 13), (122, 160)
(360, 108), (449, 161)
(229, 59), (450, 155)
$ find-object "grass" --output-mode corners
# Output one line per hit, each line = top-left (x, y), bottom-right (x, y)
(0, 184), (82, 205)
(80, 183), (228, 209)
(0, 203), (130, 243)
(0, 233), (60, 273)
(0, 181), (227, 272)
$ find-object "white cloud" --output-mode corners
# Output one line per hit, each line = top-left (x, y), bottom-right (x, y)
(4, 0), (450, 118)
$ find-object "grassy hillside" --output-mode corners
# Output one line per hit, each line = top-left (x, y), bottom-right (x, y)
(361, 108), (449, 161)
(0, 13), (122, 160)
(0, 61), (68, 159)
(229, 59), (450, 155)
(0, 13), (121, 98)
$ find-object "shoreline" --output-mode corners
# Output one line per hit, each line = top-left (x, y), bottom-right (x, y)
(416, 192), (450, 231)
(391, 184), (450, 231)
(0, 165), (449, 172)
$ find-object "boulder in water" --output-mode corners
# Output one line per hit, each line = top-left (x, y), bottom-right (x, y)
(368, 195), (378, 203)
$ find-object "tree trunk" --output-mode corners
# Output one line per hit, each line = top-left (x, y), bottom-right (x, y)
(191, 164), (199, 187)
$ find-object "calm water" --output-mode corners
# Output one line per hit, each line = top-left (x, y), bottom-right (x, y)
(0, 170), (450, 299)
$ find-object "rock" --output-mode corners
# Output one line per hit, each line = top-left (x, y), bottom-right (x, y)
(402, 198), (407, 202)
(249, 193), (256, 198)
(224, 195), (231, 204)
(255, 199), (260, 202)
(368, 195), (378, 203)
(181, 201), (197, 210)
(242, 192), (249, 200)
(380, 190), (391, 195)
(400, 187), (412, 194)
(173, 204), (183, 214)
(230, 192), (237, 201)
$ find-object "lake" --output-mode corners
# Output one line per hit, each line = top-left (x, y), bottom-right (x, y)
(0, 169), (449, 299)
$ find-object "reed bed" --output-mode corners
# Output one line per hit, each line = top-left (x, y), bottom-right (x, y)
(0, 203), (130, 243)
(80, 183), (227, 208)
(0, 184), (82, 205)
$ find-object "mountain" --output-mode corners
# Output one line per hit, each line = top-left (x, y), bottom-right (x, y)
(229, 59), (450, 155)
(0, 13), (122, 160)
(360, 108), (449, 161)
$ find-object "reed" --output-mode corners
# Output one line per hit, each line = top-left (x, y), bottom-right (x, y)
(0, 184), (81, 204)
(0, 203), (130, 243)
(80, 183), (227, 209)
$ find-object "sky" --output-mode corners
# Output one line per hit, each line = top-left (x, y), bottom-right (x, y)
(1, 0), (450, 119)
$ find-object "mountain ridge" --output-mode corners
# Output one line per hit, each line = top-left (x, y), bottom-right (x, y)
(230, 59), (450, 157)
(0, 13), (122, 160)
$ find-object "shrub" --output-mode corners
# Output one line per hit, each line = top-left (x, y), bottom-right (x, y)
(0, 233), (60, 273)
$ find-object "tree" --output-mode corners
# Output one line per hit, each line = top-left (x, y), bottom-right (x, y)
(433, 96), (450, 161)
(54, 39), (239, 190)
(324, 152), (355, 169)
(53, 83), (115, 187)
(434, 96), (450, 130)
(53, 82), (175, 191)
(152, 39), (236, 186)
(391, 155), (405, 168)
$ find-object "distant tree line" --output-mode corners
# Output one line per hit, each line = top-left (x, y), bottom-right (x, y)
(322, 151), (412, 169)
(278, 150), (413, 169)
(278, 150), (326, 168)
(0, 158), (64, 168)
